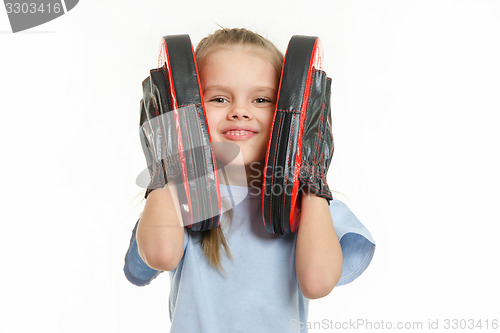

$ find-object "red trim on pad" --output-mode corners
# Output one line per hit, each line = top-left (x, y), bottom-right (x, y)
(190, 41), (221, 229)
(290, 38), (323, 232)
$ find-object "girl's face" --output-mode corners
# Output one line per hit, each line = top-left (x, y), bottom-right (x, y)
(200, 45), (279, 169)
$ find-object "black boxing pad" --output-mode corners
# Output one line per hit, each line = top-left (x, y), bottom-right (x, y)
(141, 35), (221, 231)
(262, 36), (332, 235)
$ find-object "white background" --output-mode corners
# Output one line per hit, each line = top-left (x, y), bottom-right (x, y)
(1, 0), (499, 332)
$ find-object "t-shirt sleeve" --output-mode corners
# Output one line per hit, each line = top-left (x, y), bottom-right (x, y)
(330, 200), (376, 286)
(123, 219), (162, 286)
(123, 218), (189, 286)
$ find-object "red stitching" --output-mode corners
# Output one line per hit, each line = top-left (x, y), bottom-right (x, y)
(189, 104), (215, 222)
(178, 103), (202, 108)
(313, 99), (325, 169)
(275, 109), (301, 113)
(301, 160), (326, 177)
(269, 110), (284, 229)
(161, 67), (175, 114)
(282, 111), (296, 232)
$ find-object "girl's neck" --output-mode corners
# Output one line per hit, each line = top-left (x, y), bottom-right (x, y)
(218, 160), (264, 190)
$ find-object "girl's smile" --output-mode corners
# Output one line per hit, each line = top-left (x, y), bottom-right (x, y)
(221, 126), (258, 140)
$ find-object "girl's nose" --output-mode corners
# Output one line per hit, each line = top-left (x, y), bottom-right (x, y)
(227, 103), (253, 120)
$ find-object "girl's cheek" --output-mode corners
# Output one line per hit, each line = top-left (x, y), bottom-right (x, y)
(205, 110), (217, 132)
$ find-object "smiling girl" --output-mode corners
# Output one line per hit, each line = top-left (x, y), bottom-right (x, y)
(124, 28), (375, 333)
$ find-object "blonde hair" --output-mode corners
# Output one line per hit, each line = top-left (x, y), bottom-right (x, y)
(195, 27), (284, 270)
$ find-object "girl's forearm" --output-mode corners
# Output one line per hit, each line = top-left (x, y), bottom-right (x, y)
(295, 193), (343, 299)
(136, 184), (185, 271)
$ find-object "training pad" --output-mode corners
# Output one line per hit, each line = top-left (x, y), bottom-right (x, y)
(262, 35), (332, 235)
(140, 35), (221, 231)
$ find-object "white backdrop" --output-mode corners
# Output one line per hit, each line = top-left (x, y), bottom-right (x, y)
(1, 1), (499, 332)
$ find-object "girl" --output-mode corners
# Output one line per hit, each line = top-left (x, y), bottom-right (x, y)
(125, 28), (375, 332)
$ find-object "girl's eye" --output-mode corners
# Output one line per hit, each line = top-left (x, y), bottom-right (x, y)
(209, 97), (228, 103)
(254, 98), (273, 104)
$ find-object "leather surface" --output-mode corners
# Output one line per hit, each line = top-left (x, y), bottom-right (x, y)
(140, 35), (221, 231)
(263, 36), (333, 235)
(298, 70), (334, 200)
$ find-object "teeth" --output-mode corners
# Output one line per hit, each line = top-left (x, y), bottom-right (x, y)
(225, 130), (252, 136)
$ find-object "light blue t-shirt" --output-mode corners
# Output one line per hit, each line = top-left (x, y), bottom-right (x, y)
(124, 184), (375, 333)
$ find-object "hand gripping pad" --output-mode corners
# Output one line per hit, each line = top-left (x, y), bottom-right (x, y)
(262, 36), (334, 235)
(140, 35), (221, 231)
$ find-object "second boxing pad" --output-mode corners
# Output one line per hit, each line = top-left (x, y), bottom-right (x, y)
(262, 36), (334, 235)
(140, 35), (221, 231)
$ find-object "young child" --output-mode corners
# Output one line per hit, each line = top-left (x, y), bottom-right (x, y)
(124, 28), (375, 333)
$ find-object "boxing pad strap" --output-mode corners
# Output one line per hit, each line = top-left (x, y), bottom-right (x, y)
(140, 67), (181, 198)
(298, 69), (333, 201)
